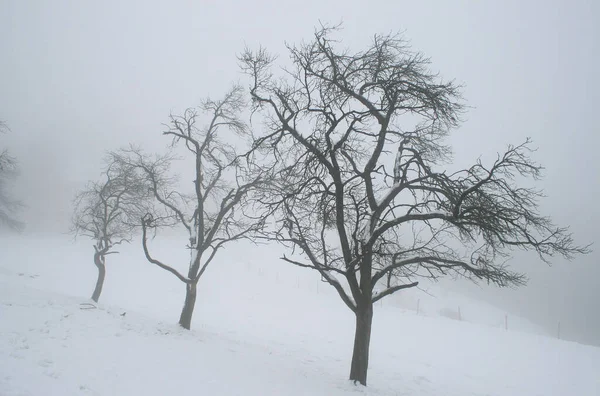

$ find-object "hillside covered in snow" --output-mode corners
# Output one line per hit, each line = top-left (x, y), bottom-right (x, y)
(1, 234), (599, 395)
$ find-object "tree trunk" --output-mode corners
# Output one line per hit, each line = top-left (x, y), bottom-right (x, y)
(349, 303), (374, 385)
(91, 253), (106, 303)
(179, 282), (197, 330)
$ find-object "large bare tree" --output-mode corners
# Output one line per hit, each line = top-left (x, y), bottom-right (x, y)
(114, 86), (266, 330)
(240, 27), (589, 385)
(72, 156), (150, 302)
(0, 121), (24, 232)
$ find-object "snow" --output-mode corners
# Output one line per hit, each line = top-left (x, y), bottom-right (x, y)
(189, 247), (199, 268)
(1, 233), (599, 395)
(189, 218), (197, 244)
(376, 182), (401, 209)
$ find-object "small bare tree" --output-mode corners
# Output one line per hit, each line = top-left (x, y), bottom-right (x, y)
(72, 157), (150, 302)
(113, 86), (266, 330)
(241, 26), (589, 385)
(0, 121), (24, 232)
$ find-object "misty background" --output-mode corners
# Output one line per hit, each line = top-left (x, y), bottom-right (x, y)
(1, 1), (598, 345)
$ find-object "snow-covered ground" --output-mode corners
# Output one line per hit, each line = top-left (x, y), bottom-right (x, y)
(1, 234), (599, 395)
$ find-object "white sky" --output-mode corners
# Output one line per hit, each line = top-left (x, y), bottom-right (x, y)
(1, 0), (598, 345)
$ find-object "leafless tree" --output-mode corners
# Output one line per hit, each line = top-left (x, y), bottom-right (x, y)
(0, 121), (24, 232)
(240, 26), (589, 385)
(72, 156), (150, 302)
(113, 86), (266, 330)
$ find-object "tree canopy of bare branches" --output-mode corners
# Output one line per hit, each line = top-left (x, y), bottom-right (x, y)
(72, 155), (151, 302)
(0, 121), (24, 232)
(240, 26), (589, 385)
(113, 86), (267, 329)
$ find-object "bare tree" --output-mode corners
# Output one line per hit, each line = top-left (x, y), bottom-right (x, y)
(113, 86), (266, 330)
(240, 26), (589, 385)
(0, 121), (24, 232)
(72, 156), (150, 302)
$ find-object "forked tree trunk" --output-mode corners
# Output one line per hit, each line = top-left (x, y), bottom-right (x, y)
(179, 282), (197, 330)
(91, 253), (106, 303)
(349, 303), (374, 385)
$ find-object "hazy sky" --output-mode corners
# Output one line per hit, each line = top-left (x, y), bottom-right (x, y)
(1, 1), (598, 345)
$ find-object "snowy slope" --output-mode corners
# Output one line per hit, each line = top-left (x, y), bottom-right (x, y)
(1, 234), (599, 395)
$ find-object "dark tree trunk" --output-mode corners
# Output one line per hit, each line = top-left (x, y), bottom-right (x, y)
(91, 253), (106, 303)
(179, 282), (197, 330)
(349, 303), (374, 385)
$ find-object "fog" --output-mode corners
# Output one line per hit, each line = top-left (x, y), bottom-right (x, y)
(1, 1), (598, 345)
